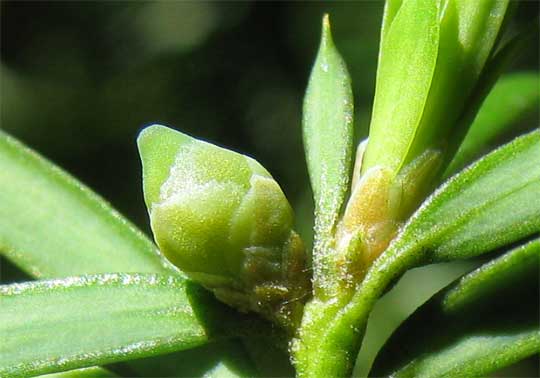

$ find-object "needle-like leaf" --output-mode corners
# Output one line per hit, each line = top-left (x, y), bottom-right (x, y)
(361, 0), (440, 174)
(0, 130), (173, 278)
(294, 131), (540, 377)
(363, 0), (511, 179)
(0, 273), (253, 378)
(370, 240), (540, 377)
(398, 130), (540, 262)
(0, 130), (258, 378)
(302, 15), (354, 294)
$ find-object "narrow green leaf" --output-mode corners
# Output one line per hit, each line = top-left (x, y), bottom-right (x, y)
(0, 130), (173, 278)
(362, 0), (440, 174)
(446, 72), (540, 175)
(380, 0), (403, 42)
(370, 240), (540, 377)
(303, 15), (354, 221)
(404, 0), (511, 168)
(364, 0), (512, 186)
(302, 14), (354, 292)
(441, 240), (539, 314)
(292, 131), (540, 377)
(0, 273), (251, 378)
(37, 367), (117, 378)
(0, 131), (258, 378)
(397, 130), (540, 262)
(441, 19), (538, 179)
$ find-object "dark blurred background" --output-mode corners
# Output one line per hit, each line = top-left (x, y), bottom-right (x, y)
(0, 1), (388, 239)
(1, 1), (538, 238)
(1, 1), (538, 376)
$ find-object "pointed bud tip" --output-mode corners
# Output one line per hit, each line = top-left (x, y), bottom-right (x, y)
(321, 14), (332, 44)
(137, 124), (173, 151)
(322, 13), (330, 27)
(137, 124), (193, 209)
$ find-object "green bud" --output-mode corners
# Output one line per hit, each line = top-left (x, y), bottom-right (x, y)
(339, 0), (512, 265)
(138, 124), (309, 331)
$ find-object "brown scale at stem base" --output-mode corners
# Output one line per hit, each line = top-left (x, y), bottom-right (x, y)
(335, 148), (442, 281)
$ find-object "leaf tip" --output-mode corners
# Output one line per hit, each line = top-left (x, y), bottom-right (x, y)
(136, 124), (171, 152)
(320, 13), (333, 49)
(137, 124), (191, 210)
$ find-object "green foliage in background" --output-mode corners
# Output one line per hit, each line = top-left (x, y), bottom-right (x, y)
(0, 1), (538, 377)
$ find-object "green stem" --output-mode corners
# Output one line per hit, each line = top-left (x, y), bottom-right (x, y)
(294, 241), (423, 377)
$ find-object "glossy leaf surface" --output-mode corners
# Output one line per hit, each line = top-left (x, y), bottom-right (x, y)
(441, 19), (538, 178)
(404, 0), (510, 168)
(364, 0), (510, 177)
(0, 273), (248, 378)
(370, 240), (540, 377)
(379, 0), (403, 43)
(361, 0), (439, 174)
(0, 130), (172, 278)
